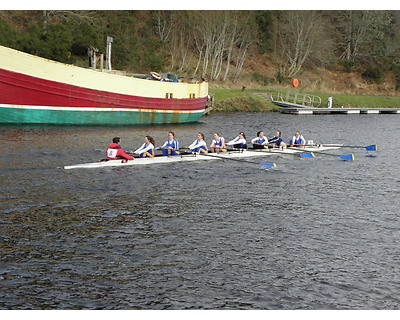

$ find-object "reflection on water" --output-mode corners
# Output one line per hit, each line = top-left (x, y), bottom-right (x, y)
(1, 113), (400, 309)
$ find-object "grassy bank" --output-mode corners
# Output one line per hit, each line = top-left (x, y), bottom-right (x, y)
(210, 88), (400, 111)
(319, 94), (400, 108)
(210, 89), (278, 112)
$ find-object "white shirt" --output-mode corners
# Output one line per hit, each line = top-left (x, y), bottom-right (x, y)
(251, 136), (268, 144)
(189, 139), (207, 149)
(210, 137), (225, 147)
(161, 139), (179, 149)
(226, 137), (247, 146)
(134, 143), (154, 154)
(291, 135), (306, 145)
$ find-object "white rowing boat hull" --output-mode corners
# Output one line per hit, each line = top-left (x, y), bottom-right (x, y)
(64, 146), (339, 169)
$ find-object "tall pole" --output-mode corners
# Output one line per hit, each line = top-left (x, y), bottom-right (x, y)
(106, 36), (113, 71)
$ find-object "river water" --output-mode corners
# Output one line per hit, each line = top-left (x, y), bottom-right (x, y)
(0, 112), (399, 310)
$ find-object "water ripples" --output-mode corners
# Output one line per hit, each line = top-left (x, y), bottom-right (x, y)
(1, 114), (400, 309)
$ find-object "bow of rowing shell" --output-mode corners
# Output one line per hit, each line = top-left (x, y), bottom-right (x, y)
(0, 45), (208, 125)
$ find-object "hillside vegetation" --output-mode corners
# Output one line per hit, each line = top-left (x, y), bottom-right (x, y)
(2, 10), (400, 104)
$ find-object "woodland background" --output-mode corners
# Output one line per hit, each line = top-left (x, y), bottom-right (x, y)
(1, 10), (400, 94)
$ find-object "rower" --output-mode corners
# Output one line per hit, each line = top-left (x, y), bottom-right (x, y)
(106, 137), (134, 161)
(268, 131), (287, 148)
(133, 136), (155, 158)
(251, 131), (269, 149)
(289, 131), (306, 147)
(160, 131), (180, 156)
(209, 133), (226, 153)
(188, 133), (208, 154)
(226, 132), (248, 149)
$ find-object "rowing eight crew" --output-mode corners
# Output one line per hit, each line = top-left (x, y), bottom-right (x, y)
(106, 130), (307, 161)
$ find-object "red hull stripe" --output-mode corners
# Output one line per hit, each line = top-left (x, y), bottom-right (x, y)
(0, 68), (206, 112)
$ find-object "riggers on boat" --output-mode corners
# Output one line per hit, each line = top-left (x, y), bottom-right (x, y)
(0, 45), (208, 125)
(64, 145), (341, 169)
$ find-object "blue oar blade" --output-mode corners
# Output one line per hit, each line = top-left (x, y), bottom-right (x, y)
(366, 144), (378, 151)
(300, 152), (315, 158)
(340, 154), (355, 161)
(259, 163), (276, 168)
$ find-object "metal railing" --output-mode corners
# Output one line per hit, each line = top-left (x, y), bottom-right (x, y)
(272, 91), (322, 108)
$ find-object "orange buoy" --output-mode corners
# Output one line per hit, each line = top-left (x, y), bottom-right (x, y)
(292, 79), (299, 88)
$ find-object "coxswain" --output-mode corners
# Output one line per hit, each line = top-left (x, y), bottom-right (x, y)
(134, 136), (155, 158)
(209, 133), (226, 153)
(289, 131), (306, 147)
(188, 133), (208, 154)
(160, 131), (180, 156)
(226, 132), (247, 149)
(268, 131), (287, 148)
(251, 131), (269, 149)
(106, 137), (134, 161)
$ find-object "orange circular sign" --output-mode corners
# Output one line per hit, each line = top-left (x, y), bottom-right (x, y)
(292, 79), (299, 87)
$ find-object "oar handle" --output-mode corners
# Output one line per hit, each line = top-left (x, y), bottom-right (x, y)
(158, 147), (179, 150)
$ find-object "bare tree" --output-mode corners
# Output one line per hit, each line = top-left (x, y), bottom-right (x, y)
(42, 10), (96, 25)
(154, 10), (172, 43)
(191, 11), (255, 81)
(153, 10), (255, 81)
(231, 12), (256, 81)
(277, 11), (328, 77)
(155, 11), (196, 72)
(335, 10), (392, 61)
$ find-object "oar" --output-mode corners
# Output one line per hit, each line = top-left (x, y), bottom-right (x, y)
(287, 147), (355, 161)
(157, 147), (181, 156)
(180, 149), (276, 168)
(319, 144), (378, 151)
(251, 147), (315, 157)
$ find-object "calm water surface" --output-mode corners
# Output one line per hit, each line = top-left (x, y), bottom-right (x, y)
(1, 112), (399, 309)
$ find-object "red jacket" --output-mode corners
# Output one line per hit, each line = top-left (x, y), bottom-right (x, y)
(106, 143), (134, 160)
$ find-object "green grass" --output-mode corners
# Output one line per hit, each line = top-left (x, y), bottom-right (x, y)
(210, 88), (400, 111)
(322, 94), (400, 108)
(210, 89), (278, 111)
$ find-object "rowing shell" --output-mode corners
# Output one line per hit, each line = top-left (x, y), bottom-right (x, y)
(64, 145), (340, 170)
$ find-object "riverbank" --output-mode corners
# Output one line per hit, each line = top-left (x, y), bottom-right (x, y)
(209, 88), (400, 112)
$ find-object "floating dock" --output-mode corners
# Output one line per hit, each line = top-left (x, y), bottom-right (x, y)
(252, 90), (400, 115)
(279, 107), (400, 115)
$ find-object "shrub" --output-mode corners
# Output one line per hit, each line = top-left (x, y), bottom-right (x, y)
(252, 72), (270, 85)
(275, 71), (285, 84)
(341, 60), (356, 72)
(362, 65), (384, 84)
(0, 20), (18, 48)
(393, 66), (400, 91)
